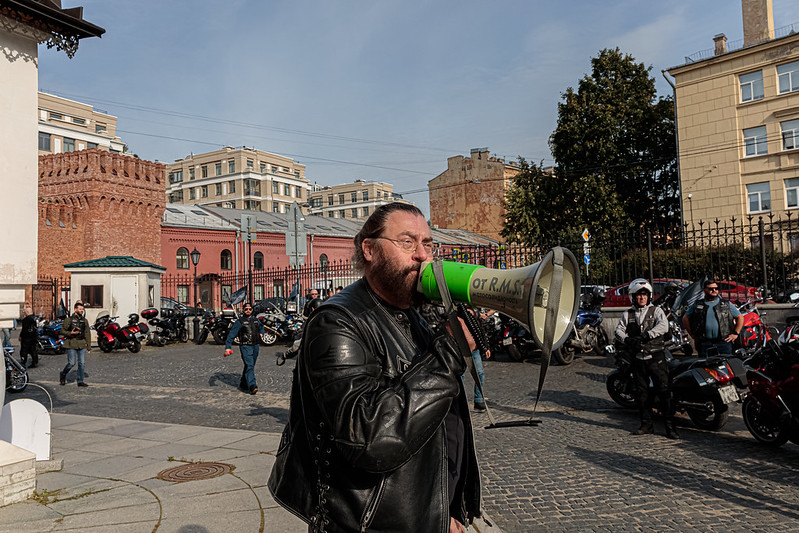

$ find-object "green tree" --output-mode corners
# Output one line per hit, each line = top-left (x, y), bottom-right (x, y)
(504, 48), (678, 244)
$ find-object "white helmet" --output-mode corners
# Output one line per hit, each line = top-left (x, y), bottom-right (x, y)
(628, 278), (653, 304)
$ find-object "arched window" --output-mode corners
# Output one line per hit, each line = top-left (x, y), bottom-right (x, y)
(176, 247), (189, 270)
(253, 251), (264, 270)
(319, 254), (329, 272)
(220, 249), (232, 270)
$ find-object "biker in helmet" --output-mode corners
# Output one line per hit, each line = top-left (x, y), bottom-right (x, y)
(614, 278), (678, 439)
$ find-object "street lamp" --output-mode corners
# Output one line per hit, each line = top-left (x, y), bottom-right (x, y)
(190, 248), (201, 340)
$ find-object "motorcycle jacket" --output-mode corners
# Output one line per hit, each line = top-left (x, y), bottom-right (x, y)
(228, 316), (263, 346)
(615, 304), (668, 356)
(61, 313), (91, 350)
(268, 278), (481, 533)
(689, 298), (734, 341)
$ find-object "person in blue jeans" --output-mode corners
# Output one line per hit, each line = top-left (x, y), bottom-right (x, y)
(224, 302), (265, 394)
(59, 301), (91, 387)
(467, 308), (493, 411)
(683, 279), (745, 356)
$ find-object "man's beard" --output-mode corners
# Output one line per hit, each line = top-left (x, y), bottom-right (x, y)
(370, 244), (424, 308)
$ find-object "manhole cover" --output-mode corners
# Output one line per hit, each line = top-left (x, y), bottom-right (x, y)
(157, 462), (234, 483)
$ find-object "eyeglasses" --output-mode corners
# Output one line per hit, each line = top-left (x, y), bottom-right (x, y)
(374, 236), (438, 254)
(243, 307), (253, 311)
(706, 287), (719, 291)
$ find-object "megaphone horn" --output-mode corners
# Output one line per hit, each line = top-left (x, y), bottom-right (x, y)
(418, 246), (580, 350)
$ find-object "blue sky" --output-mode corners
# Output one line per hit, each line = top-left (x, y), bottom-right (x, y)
(39, 1), (799, 218)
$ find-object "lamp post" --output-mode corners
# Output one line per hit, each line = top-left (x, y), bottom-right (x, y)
(190, 248), (201, 340)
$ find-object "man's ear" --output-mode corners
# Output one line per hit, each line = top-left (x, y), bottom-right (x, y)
(362, 238), (375, 262)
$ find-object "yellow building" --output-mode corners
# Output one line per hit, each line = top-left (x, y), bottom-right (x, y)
(165, 146), (309, 213)
(668, 0), (799, 229)
(428, 148), (519, 242)
(38, 92), (126, 155)
(308, 179), (407, 220)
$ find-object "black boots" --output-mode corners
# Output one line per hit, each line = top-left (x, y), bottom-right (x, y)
(632, 422), (654, 435)
(665, 419), (680, 440)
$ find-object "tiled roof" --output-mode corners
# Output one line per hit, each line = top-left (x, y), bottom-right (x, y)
(64, 256), (166, 270)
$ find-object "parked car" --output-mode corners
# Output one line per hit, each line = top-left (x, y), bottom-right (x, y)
(715, 280), (761, 304)
(603, 279), (689, 307)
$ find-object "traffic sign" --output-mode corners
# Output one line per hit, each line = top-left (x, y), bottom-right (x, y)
(583, 254), (590, 265)
(582, 228), (591, 242)
(583, 242), (590, 254)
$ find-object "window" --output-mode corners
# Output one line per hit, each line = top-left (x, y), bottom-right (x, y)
(72, 117), (85, 125)
(740, 71), (764, 102)
(229, 160), (235, 174)
(38, 132), (51, 151)
(284, 184), (291, 196)
(782, 119), (799, 150)
(272, 181), (279, 194)
(328, 195), (333, 206)
(176, 247), (190, 269)
(80, 285), (103, 308)
(202, 165), (208, 178)
(189, 168), (195, 180)
(215, 183), (222, 196)
(189, 188), (196, 200)
(363, 191), (369, 201)
(363, 206), (369, 216)
(787, 178), (799, 208)
(273, 202), (280, 213)
(778, 60), (799, 94)
(328, 211), (334, 217)
(352, 208), (358, 218)
(295, 186), (302, 198)
(95, 124), (106, 133)
(747, 182), (771, 213)
(170, 170), (183, 184)
(272, 166), (278, 172)
(201, 185), (208, 198)
(260, 162), (266, 173)
(229, 180), (236, 193)
(215, 162), (222, 176)
(339, 210), (345, 219)
(350, 193), (356, 203)
(254, 251), (264, 270)
(177, 285), (189, 304)
(169, 190), (184, 202)
(221, 285), (232, 302)
(311, 197), (322, 208)
(273, 279), (284, 298)
(254, 284), (264, 301)
(87, 142), (98, 149)
(247, 160), (253, 169)
(744, 126), (768, 156)
(50, 112), (62, 120)
(220, 249), (232, 270)
(245, 200), (258, 209)
(63, 137), (75, 152)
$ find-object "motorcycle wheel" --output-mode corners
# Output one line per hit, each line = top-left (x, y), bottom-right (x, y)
(606, 371), (637, 408)
(742, 396), (789, 446)
(154, 333), (165, 347)
(179, 328), (189, 343)
(553, 344), (576, 365)
(593, 328), (609, 356)
(686, 397), (729, 431)
(507, 344), (523, 362)
(6, 368), (28, 393)
(260, 331), (277, 346)
(127, 339), (141, 353)
(98, 336), (114, 353)
(195, 328), (209, 345)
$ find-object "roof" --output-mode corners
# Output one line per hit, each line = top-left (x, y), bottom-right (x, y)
(161, 204), (238, 230)
(201, 205), (365, 238)
(64, 256), (166, 270)
(1, 0), (105, 40)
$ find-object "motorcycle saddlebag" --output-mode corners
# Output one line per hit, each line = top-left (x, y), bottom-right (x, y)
(138, 323), (150, 335)
(141, 308), (158, 320)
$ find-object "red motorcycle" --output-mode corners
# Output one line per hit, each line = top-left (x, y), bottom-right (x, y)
(735, 299), (778, 355)
(742, 332), (799, 447)
(94, 313), (148, 353)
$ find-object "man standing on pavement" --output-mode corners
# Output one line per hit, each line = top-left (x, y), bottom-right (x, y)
(59, 301), (91, 387)
(19, 305), (38, 368)
(269, 202), (482, 533)
(615, 279), (678, 439)
(683, 279), (744, 356)
(223, 303), (265, 395)
(302, 289), (320, 319)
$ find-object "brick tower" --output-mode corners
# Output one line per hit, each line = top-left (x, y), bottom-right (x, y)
(38, 149), (166, 277)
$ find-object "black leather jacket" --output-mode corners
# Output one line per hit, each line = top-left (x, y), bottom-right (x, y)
(268, 278), (481, 532)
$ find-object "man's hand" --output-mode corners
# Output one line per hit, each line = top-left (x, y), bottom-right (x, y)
(449, 517), (465, 533)
(485, 349), (491, 359)
(223, 349), (234, 357)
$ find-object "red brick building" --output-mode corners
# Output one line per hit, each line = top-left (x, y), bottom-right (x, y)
(37, 149), (165, 278)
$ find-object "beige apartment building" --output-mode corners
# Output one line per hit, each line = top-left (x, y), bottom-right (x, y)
(308, 179), (407, 220)
(165, 146), (310, 213)
(668, 0), (799, 231)
(38, 92), (126, 155)
(428, 148), (519, 242)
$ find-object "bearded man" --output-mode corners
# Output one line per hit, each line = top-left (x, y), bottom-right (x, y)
(269, 202), (482, 533)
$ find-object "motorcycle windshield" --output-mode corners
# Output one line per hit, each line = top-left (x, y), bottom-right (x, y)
(672, 275), (707, 317)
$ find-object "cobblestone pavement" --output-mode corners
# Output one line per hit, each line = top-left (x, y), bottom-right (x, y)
(14, 341), (799, 532)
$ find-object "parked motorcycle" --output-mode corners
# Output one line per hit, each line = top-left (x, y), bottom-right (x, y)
(94, 313), (146, 353)
(4, 346), (28, 393)
(605, 344), (744, 430)
(553, 286), (607, 365)
(499, 314), (536, 362)
(741, 335), (799, 447)
(732, 299), (776, 355)
(194, 310), (216, 345)
(35, 315), (65, 355)
(142, 307), (189, 346)
(210, 309), (238, 345)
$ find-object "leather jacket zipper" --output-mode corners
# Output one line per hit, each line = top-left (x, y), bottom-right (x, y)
(360, 475), (386, 532)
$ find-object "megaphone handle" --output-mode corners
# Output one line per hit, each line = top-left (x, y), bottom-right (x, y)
(431, 260), (497, 426)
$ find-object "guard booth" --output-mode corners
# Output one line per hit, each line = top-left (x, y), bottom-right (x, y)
(63, 256), (166, 338)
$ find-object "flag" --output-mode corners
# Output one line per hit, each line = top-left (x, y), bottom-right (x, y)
(56, 298), (68, 319)
(230, 286), (247, 306)
(288, 280), (300, 300)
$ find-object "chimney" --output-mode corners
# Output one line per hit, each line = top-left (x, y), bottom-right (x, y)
(741, 0), (774, 47)
(714, 34), (728, 55)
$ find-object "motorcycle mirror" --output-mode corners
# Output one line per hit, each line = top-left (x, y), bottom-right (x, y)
(733, 348), (747, 359)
